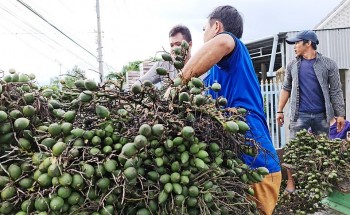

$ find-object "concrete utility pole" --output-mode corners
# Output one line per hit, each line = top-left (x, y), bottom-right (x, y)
(96, 0), (104, 82)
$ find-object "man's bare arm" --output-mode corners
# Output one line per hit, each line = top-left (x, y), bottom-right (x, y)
(276, 89), (291, 126)
(182, 34), (234, 82)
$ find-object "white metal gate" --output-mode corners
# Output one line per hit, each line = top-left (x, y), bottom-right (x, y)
(260, 78), (286, 148)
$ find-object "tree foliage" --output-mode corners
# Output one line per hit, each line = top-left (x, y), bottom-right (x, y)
(106, 60), (142, 81)
(50, 65), (86, 89)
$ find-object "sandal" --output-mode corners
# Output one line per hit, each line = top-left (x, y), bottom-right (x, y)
(283, 188), (297, 195)
(285, 188), (295, 193)
(282, 163), (296, 170)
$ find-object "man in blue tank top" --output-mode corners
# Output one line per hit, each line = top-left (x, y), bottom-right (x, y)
(182, 5), (281, 215)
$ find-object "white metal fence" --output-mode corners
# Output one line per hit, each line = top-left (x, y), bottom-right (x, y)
(260, 78), (286, 148)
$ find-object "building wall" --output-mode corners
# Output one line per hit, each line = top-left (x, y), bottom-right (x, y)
(125, 71), (141, 90)
(125, 61), (156, 90)
(346, 70), (350, 118)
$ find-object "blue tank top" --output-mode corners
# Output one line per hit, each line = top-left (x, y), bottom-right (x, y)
(204, 32), (280, 173)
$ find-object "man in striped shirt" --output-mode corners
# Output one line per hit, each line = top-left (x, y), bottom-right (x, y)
(276, 30), (345, 193)
(138, 25), (193, 86)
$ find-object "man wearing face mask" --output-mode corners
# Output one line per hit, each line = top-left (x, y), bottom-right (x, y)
(182, 5), (281, 215)
(138, 25), (192, 85)
(277, 30), (345, 194)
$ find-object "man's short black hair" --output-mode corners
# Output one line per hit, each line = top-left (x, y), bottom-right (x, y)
(208, 5), (243, 39)
(302, 40), (317, 50)
(169, 25), (192, 43)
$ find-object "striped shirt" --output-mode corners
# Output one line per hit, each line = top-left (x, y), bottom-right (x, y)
(139, 61), (177, 85)
(283, 52), (345, 122)
(138, 61), (208, 85)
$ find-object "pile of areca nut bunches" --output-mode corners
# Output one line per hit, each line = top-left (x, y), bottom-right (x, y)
(275, 130), (350, 215)
(0, 42), (270, 215)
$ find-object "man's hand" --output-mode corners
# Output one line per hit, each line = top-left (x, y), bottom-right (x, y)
(336, 116), (345, 132)
(277, 113), (284, 127)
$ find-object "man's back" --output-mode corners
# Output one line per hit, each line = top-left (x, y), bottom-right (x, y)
(205, 34), (263, 117)
(204, 32), (280, 173)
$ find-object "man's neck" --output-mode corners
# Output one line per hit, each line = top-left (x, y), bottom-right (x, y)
(302, 50), (317, 60)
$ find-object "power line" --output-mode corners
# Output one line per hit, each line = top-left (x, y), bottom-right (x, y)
(0, 22), (70, 72)
(0, 31), (97, 35)
(19, 0), (96, 52)
(2, 1), (120, 78)
(16, 0), (97, 59)
(0, 2), (98, 70)
(15, 0), (119, 79)
(104, 62), (117, 72)
(56, 0), (74, 14)
(0, 4), (58, 52)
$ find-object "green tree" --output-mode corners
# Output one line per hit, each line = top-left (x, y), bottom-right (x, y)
(106, 60), (142, 81)
(49, 65), (86, 89)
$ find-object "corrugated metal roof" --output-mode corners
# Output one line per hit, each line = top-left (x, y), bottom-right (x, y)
(285, 28), (350, 69)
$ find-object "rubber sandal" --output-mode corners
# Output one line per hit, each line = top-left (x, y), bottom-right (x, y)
(284, 188), (295, 193)
(282, 163), (295, 170)
(283, 188), (297, 196)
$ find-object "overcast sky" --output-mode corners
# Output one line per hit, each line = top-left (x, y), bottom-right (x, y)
(0, 0), (343, 85)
